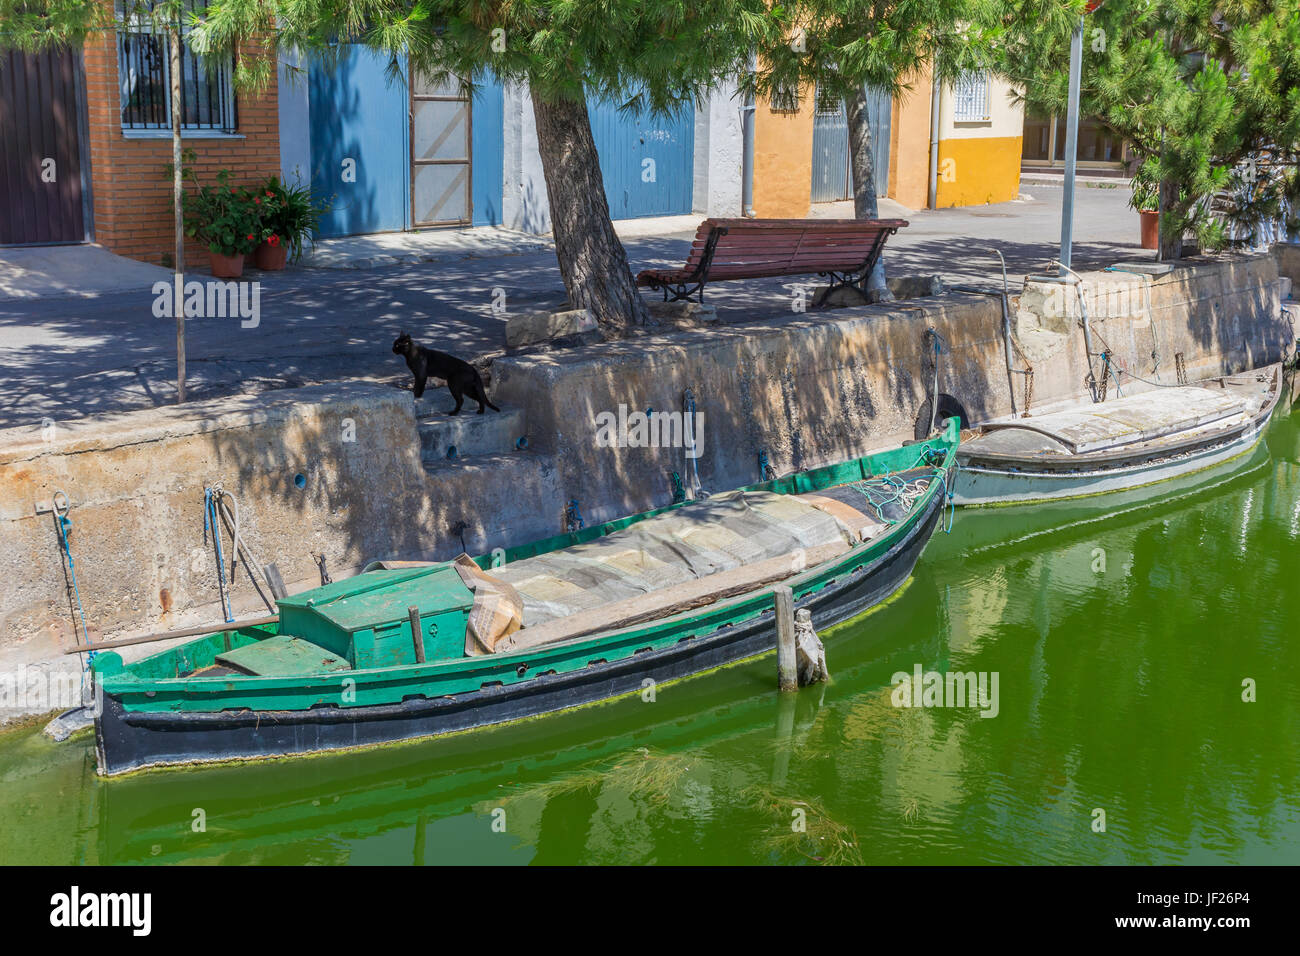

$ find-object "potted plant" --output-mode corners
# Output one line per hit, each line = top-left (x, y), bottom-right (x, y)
(251, 176), (327, 270)
(182, 170), (261, 278)
(1129, 161), (1161, 251)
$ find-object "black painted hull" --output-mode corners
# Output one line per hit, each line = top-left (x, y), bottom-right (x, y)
(95, 493), (944, 775)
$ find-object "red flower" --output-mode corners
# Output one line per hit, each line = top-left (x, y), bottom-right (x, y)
(268, 234), (280, 246)
(230, 187), (237, 194)
(254, 196), (261, 204)
(265, 192), (273, 198)
(246, 233), (254, 242)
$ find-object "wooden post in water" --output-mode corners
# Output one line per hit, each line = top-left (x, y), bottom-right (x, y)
(774, 585), (797, 692)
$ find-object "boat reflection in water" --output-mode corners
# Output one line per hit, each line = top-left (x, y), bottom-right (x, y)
(15, 407), (1300, 865)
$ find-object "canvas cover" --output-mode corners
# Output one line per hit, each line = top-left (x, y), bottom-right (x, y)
(452, 554), (525, 656)
(490, 490), (871, 631)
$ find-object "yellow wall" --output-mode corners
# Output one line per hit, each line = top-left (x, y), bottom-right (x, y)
(888, 67), (934, 210)
(752, 87), (815, 218)
(934, 135), (1023, 207)
(749, 68), (1023, 215)
(890, 69), (1025, 209)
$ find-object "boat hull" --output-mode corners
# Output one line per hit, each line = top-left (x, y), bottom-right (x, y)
(953, 413), (1270, 506)
(95, 489), (945, 775)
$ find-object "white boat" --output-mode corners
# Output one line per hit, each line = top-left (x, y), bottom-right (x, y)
(953, 365), (1283, 506)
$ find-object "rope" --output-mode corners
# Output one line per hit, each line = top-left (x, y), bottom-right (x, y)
(51, 490), (94, 682)
(204, 487), (235, 623)
(683, 388), (708, 499)
(1101, 350), (1123, 398)
(1088, 325), (1185, 390)
(1104, 266), (1161, 377)
(209, 486), (277, 613)
(849, 447), (955, 533)
(925, 327), (947, 434)
(564, 499), (585, 534)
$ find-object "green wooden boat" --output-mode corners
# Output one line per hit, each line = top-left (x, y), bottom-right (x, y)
(91, 420), (959, 775)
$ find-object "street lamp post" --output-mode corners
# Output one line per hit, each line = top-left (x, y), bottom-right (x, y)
(1059, 2), (1104, 278)
(1058, 16), (1085, 277)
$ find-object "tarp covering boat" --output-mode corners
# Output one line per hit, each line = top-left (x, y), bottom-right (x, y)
(488, 489), (869, 630)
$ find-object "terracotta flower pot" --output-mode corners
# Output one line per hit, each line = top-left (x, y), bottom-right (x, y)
(208, 251), (245, 278)
(253, 240), (287, 271)
(1139, 210), (1159, 250)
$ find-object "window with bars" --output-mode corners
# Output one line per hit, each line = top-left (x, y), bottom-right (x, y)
(952, 70), (990, 123)
(769, 81), (800, 113)
(116, 1), (237, 133)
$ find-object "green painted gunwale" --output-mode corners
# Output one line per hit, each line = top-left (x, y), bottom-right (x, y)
(95, 420), (959, 714)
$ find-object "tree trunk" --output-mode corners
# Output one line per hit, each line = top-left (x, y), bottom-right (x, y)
(1157, 176), (1182, 261)
(530, 89), (649, 330)
(170, 24), (186, 403)
(846, 86), (892, 302)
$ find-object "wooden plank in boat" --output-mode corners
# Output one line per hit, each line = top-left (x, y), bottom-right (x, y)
(215, 636), (352, 676)
(978, 386), (1246, 454)
(495, 540), (850, 654)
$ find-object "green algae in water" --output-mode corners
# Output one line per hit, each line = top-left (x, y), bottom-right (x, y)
(3, 407), (1300, 865)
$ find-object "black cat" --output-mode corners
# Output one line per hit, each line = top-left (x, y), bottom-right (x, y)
(392, 332), (500, 415)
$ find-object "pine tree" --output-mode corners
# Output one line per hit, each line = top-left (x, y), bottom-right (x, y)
(998, 0), (1300, 259)
(757, 1), (991, 297)
(185, 0), (782, 330)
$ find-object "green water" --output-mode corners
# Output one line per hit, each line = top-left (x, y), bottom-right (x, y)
(3, 407), (1299, 866)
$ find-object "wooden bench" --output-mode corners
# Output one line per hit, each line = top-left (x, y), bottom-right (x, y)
(636, 217), (908, 306)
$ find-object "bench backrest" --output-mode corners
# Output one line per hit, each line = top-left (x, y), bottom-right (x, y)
(685, 218), (908, 279)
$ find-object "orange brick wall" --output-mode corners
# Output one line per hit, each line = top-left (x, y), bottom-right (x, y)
(82, 22), (280, 265)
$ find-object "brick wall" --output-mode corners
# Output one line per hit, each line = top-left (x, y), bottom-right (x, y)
(82, 20), (280, 265)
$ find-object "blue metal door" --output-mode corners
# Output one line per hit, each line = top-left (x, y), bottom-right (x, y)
(309, 47), (410, 237)
(587, 97), (694, 219)
(470, 78), (504, 226)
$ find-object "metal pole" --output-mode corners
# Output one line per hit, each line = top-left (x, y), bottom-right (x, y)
(1058, 16), (1084, 277)
(927, 69), (941, 210)
(741, 53), (756, 217)
(169, 22), (186, 403)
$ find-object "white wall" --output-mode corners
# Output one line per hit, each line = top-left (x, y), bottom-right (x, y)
(693, 81), (745, 217)
(501, 80), (552, 234)
(939, 74), (1024, 141)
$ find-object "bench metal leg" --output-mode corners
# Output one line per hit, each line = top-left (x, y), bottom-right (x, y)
(813, 270), (867, 309)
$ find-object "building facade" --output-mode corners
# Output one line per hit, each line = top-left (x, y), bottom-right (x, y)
(1, 11), (279, 264)
(3, 21), (1024, 265)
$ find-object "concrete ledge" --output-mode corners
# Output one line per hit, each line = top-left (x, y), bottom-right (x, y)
(505, 308), (598, 348)
(418, 405), (528, 460)
(493, 253), (1287, 528)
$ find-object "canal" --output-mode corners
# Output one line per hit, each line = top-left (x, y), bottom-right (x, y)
(2, 405), (1297, 865)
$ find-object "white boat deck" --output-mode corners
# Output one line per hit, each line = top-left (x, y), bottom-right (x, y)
(977, 385), (1248, 455)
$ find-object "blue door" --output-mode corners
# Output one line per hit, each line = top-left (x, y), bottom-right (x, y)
(309, 47), (410, 237)
(587, 97), (694, 218)
(471, 78), (504, 226)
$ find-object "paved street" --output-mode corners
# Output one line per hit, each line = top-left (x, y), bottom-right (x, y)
(0, 184), (1141, 430)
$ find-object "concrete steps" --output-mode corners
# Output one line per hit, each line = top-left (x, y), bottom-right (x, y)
(414, 398), (529, 463)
